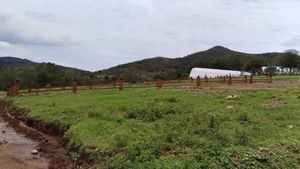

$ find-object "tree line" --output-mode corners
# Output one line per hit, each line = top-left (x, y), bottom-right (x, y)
(0, 63), (97, 91)
(1, 51), (300, 91)
(187, 50), (300, 76)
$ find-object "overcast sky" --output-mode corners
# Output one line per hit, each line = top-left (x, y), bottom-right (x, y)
(0, 0), (300, 71)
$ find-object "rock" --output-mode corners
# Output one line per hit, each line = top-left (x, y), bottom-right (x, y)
(227, 95), (238, 99)
(259, 147), (269, 152)
(1, 130), (5, 134)
(227, 106), (234, 109)
(31, 149), (39, 155)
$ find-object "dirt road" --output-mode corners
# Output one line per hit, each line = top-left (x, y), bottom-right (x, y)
(0, 116), (49, 169)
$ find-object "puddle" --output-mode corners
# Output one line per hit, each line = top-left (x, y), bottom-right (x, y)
(0, 117), (49, 169)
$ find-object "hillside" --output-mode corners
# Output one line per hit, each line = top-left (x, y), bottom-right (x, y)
(0, 56), (93, 90)
(0, 46), (284, 84)
(0, 56), (90, 73)
(0, 56), (38, 69)
(99, 46), (282, 81)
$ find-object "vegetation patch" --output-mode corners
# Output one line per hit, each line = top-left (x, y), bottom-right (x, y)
(5, 88), (300, 168)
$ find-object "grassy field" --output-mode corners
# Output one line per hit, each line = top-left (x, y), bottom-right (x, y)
(6, 86), (300, 168)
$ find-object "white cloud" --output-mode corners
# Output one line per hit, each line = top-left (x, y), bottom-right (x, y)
(282, 36), (300, 47)
(0, 10), (76, 46)
(0, 41), (12, 48)
(1, 0), (300, 70)
(0, 44), (32, 57)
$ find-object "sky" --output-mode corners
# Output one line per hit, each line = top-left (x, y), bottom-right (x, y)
(0, 0), (300, 71)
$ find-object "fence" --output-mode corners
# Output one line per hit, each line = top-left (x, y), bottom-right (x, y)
(5, 74), (276, 97)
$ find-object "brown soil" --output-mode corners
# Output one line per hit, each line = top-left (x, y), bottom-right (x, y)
(182, 81), (300, 93)
(0, 116), (49, 169)
(262, 98), (287, 109)
(0, 101), (73, 169)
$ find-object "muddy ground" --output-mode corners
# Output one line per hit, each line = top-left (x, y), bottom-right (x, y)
(0, 101), (73, 169)
(0, 116), (49, 169)
(182, 81), (300, 93)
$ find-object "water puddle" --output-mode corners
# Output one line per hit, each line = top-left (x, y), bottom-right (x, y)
(0, 117), (49, 169)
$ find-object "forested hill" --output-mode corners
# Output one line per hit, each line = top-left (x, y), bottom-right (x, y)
(0, 46), (287, 90)
(0, 56), (94, 90)
(98, 46), (283, 81)
(0, 56), (90, 73)
(0, 56), (38, 69)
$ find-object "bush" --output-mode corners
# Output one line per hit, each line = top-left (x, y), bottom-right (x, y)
(168, 97), (179, 103)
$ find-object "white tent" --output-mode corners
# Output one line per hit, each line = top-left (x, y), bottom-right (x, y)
(189, 68), (250, 79)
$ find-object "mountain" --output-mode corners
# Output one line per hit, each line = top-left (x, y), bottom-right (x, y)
(0, 46), (284, 83)
(0, 56), (91, 73)
(0, 56), (38, 69)
(99, 46), (283, 80)
(0, 56), (95, 90)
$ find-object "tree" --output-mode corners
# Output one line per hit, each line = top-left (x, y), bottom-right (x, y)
(36, 63), (64, 87)
(19, 69), (37, 89)
(175, 69), (184, 79)
(278, 52), (300, 74)
(0, 65), (18, 90)
(244, 58), (263, 75)
(264, 66), (277, 75)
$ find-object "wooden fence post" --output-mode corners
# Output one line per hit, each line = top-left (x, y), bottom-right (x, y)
(267, 74), (272, 83)
(197, 76), (201, 87)
(156, 79), (163, 89)
(118, 80), (124, 91)
(89, 83), (93, 90)
(244, 75), (248, 83)
(204, 75), (208, 84)
(72, 79), (78, 94)
(249, 75), (253, 84)
(228, 75), (232, 84)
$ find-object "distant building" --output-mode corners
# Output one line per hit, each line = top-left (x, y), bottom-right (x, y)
(189, 68), (250, 79)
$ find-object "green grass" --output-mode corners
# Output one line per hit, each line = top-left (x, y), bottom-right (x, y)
(7, 87), (300, 168)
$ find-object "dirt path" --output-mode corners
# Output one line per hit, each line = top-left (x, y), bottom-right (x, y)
(0, 116), (49, 169)
(0, 101), (73, 169)
(182, 81), (300, 93)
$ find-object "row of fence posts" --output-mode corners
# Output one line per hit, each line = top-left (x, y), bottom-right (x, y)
(6, 74), (273, 96)
(195, 74), (273, 87)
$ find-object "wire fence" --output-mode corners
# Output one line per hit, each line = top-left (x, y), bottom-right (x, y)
(2, 74), (284, 97)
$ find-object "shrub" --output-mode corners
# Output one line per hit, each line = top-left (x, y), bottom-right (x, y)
(168, 97), (178, 103)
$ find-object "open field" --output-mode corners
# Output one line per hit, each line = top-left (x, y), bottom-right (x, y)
(4, 80), (300, 168)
